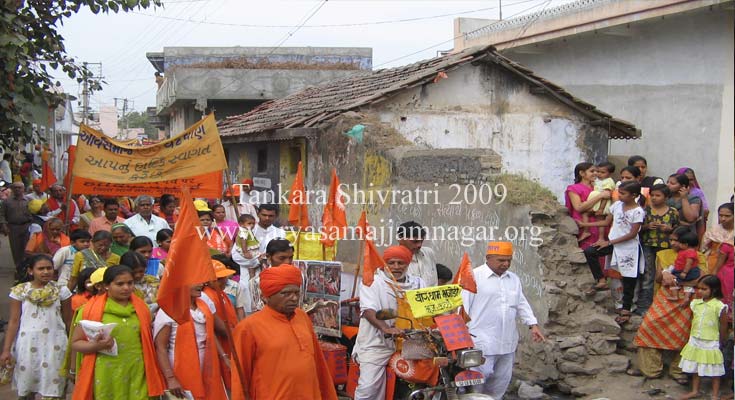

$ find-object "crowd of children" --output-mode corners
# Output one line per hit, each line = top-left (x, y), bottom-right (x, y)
(566, 155), (733, 400)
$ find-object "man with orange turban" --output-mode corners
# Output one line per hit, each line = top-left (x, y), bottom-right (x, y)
(352, 245), (426, 400)
(230, 265), (337, 400)
(461, 241), (546, 399)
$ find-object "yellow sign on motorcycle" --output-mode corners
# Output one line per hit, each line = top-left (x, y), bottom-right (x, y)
(405, 284), (464, 318)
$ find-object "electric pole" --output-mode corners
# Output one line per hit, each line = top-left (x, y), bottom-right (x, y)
(80, 62), (103, 125)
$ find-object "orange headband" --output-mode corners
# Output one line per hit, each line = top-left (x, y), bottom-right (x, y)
(486, 241), (513, 256)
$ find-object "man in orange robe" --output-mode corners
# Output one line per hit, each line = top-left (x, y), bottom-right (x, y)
(230, 265), (337, 400)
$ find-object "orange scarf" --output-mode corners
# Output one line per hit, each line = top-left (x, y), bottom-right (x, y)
(174, 298), (227, 400)
(202, 286), (237, 391)
(73, 294), (165, 400)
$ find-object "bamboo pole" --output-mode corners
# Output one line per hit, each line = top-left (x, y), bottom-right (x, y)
(214, 285), (250, 400)
(223, 169), (241, 219)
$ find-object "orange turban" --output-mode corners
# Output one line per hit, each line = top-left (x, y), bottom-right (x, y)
(382, 245), (413, 264)
(486, 241), (513, 256)
(260, 265), (303, 297)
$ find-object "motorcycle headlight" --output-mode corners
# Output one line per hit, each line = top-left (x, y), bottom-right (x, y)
(456, 349), (484, 369)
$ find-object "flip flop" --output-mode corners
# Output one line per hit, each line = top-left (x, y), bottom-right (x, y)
(626, 368), (643, 376)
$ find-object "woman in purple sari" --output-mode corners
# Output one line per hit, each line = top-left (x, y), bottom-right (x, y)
(676, 167), (708, 242)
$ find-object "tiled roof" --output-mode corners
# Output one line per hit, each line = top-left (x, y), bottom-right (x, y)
(219, 45), (639, 140)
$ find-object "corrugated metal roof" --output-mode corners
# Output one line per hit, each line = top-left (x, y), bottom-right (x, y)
(219, 45), (640, 140)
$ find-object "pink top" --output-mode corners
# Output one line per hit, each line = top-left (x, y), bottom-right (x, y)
(214, 220), (240, 240)
(151, 247), (168, 260)
(565, 182), (600, 249)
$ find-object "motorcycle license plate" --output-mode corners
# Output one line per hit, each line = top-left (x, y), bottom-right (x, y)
(454, 370), (485, 387)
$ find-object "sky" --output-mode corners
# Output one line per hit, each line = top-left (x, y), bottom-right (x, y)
(52, 0), (573, 116)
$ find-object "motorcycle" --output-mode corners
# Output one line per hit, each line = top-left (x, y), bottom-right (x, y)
(375, 309), (495, 400)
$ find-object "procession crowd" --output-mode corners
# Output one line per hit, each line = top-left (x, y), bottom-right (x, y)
(0, 150), (730, 400)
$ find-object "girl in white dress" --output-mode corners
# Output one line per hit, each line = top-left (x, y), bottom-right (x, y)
(0, 254), (72, 399)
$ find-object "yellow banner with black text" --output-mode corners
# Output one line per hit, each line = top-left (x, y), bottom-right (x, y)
(72, 114), (227, 183)
(405, 284), (464, 318)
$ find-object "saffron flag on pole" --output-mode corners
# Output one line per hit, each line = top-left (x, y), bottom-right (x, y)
(355, 210), (370, 240)
(452, 252), (477, 293)
(63, 145), (76, 189)
(320, 168), (347, 247)
(39, 159), (57, 192)
(362, 238), (385, 287)
(157, 187), (217, 324)
(287, 161), (311, 229)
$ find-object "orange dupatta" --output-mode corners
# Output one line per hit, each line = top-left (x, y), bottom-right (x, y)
(72, 294), (165, 400)
(174, 298), (227, 400)
(202, 286), (237, 390)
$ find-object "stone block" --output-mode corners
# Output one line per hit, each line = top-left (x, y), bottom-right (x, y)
(586, 334), (619, 355)
(518, 381), (545, 399)
(556, 335), (586, 349)
(561, 345), (587, 362)
(558, 357), (602, 375)
(599, 353), (629, 372)
(581, 313), (621, 335)
(556, 216), (579, 236)
(567, 248), (587, 264)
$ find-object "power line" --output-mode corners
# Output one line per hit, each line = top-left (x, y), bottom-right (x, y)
(373, 0), (554, 69)
(130, 0), (537, 29)
(267, 0), (328, 55)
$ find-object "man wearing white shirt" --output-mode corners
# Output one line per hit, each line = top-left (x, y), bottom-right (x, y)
(398, 221), (438, 287)
(123, 195), (170, 245)
(461, 241), (545, 399)
(231, 203), (285, 274)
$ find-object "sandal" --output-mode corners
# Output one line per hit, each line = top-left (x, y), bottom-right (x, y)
(615, 310), (632, 324)
(626, 368), (643, 376)
(674, 377), (689, 385)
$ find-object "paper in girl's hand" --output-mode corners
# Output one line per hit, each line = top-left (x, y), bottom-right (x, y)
(78, 320), (118, 356)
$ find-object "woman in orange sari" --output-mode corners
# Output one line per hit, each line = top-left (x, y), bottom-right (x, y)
(25, 218), (69, 258)
(630, 228), (707, 383)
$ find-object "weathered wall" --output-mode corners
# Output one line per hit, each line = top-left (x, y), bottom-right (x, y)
(161, 46), (373, 71)
(504, 6), (735, 216)
(306, 116), (628, 395)
(373, 62), (609, 201)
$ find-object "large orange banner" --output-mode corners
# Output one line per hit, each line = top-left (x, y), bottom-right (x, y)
(73, 114), (227, 183)
(71, 171), (223, 198)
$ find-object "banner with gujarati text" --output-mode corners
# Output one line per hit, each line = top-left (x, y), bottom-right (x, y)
(405, 284), (464, 318)
(73, 114), (227, 183)
(71, 171), (223, 198)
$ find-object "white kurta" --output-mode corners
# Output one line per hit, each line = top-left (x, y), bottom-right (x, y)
(353, 270), (425, 400)
(406, 246), (438, 287)
(607, 201), (645, 278)
(123, 213), (171, 246)
(461, 266), (538, 356)
(231, 224), (286, 273)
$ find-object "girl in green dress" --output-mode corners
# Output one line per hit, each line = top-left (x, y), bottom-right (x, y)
(678, 275), (728, 400)
(70, 265), (165, 400)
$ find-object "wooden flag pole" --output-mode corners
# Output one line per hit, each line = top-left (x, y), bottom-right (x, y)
(63, 153), (76, 235)
(214, 285), (250, 400)
(223, 169), (241, 219)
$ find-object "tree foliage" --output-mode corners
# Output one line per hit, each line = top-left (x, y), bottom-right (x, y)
(0, 0), (160, 149)
(118, 110), (157, 139)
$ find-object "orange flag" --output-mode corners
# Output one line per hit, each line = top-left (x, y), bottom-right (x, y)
(320, 168), (347, 247)
(363, 239), (385, 287)
(452, 252), (477, 293)
(287, 161), (310, 229)
(157, 187), (217, 324)
(355, 210), (370, 240)
(39, 160), (57, 192)
(63, 145), (76, 189)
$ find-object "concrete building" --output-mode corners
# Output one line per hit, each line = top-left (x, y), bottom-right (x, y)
(453, 0), (735, 214)
(146, 46), (372, 136)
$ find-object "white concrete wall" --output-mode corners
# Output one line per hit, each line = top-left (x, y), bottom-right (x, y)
(374, 63), (605, 200)
(503, 7), (734, 213)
